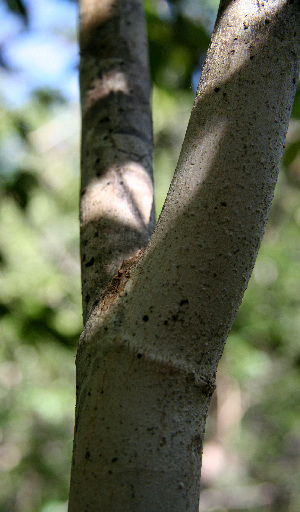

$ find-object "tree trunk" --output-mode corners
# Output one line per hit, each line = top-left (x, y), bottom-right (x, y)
(69, 1), (300, 511)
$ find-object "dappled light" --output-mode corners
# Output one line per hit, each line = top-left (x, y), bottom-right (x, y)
(82, 71), (130, 114)
(80, 0), (116, 48)
(81, 163), (154, 231)
(0, 0), (300, 511)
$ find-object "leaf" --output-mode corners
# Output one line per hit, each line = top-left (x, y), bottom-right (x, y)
(5, 0), (28, 25)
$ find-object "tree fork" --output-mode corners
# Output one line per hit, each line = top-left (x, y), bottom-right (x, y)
(69, 1), (300, 510)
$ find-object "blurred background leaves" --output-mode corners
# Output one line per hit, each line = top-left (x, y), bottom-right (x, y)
(0, 0), (299, 511)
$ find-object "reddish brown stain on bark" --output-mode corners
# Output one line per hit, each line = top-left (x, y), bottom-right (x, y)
(100, 249), (144, 313)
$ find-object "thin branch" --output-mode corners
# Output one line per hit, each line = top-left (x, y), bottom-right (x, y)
(79, 0), (155, 323)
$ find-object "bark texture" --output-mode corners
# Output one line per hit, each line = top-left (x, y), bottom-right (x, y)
(79, 0), (155, 322)
(69, 1), (300, 511)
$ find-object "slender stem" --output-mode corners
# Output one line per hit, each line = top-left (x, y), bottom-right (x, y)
(79, 0), (155, 323)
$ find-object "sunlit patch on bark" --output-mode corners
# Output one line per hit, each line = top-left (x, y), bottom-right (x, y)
(83, 71), (130, 114)
(199, 0), (289, 98)
(81, 162), (154, 232)
(80, 0), (116, 43)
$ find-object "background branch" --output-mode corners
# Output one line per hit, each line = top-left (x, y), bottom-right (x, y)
(79, 0), (155, 323)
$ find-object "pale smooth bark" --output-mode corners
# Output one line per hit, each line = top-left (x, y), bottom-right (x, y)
(69, 1), (300, 511)
(79, 0), (155, 322)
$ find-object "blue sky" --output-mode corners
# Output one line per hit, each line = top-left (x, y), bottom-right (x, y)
(0, 0), (79, 105)
(0, 0), (220, 106)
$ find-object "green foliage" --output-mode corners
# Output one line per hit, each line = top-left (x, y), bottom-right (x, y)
(0, 1), (299, 511)
(0, 89), (81, 511)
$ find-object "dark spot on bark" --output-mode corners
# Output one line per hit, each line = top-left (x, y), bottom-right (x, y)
(185, 374), (194, 384)
(95, 157), (100, 164)
(293, 78), (296, 84)
(95, 231), (98, 237)
(111, 457), (118, 462)
(120, 181), (124, 185)
(214, 87), (220, 92)
(85, 451), (90, 459)
(192, 433), (203, 451)
(164, 320), (168, 325)
(250, 55), (254, 60)
(143, 315), (149, 322)
(223, 92), (227, 97)
(88, 391), (91, 396)
(76, 385), (79, 390)
(108, 470), (112, 474)
(213, 273), (217, 277)
(85, 257), (95, 267)
(265, 18), (270, 24)
(137, 353), (142, 359)
(100, 116), (110, 123)
(221, 201), (227, 206)
(179, 298), (189, 306)
(85, 294), (90, 303)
